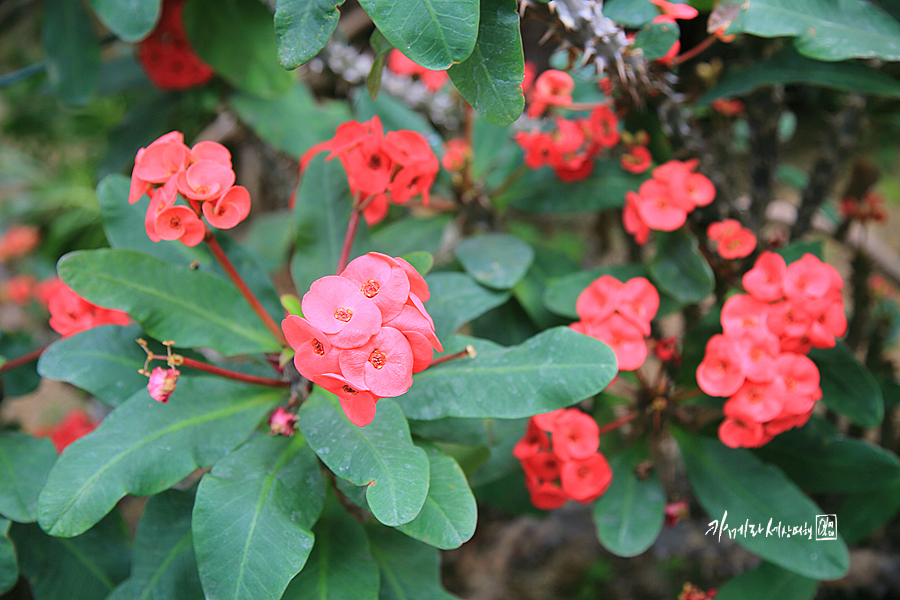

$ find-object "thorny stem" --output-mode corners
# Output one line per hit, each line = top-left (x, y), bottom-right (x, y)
(672, 34), (717, 66)
(336, 192), (364, 274)
(144, 351), (289, 388)
(0, 344), (48, 374)
(204, 230), (288, 346)
(429, 345), (477, 368)
(597, 412), (638, 436)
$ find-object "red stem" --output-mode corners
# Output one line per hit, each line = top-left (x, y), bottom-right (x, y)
(672, 34), (717, 66)
(336, 194), (363, 274)
(597, 412), (638, 436)
(204, 230), (287, 347)
(156, 354), (289, 388)
(0, 344), (48, 374)
(429, 345), (476, 368)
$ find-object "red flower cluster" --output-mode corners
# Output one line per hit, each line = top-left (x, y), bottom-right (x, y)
(441, 137), (471, 173)
(515, 105), (620, 182)
(130, 132), (249, 247)
(839, 191), (887, 223)
(514, 408), (613, 509)
(282, 253), (441, 427)
(707, 218), (757, 259)
(137, 0), (214, 90)
(386, 49), (448, 92)
(36, 409), (99, 453)
(300, 117), (439, 226)
(623, 159), (715, 245)
(570, 276), (660, 372)
(678, 583), (717, 600)
(710, 98), (744, 117)
(0, 225), (39, 261)
(526, 70), (575, 118)
(697, 252), (846, 448)
(48, 283), (130, 337)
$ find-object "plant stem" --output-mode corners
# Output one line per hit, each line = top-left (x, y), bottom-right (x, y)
(672, 34), (717, 66)
(336, 192), (364, 274)
(0, 344), (48, 374)
(597, 412), (638, 436)
(204, 229), (287, 346)
(430, 345), (477, 368)
(151, 353), (289, 388)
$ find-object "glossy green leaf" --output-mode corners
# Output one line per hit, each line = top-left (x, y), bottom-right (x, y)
(699, 47), (900, 105)
(754, 421), (900, 493)
(356, 0), (479, 70)
(371, 215), (451, 257)
(0, 518), (16, 595)
(299, 392), (429, 527)
(275, 0), (345, 69)
(603, 0), (658, 26)
(512, 246), (578, 330)
(87, 0), (161, 42)
(396, 445), (476, 550)
(455, 233), (535, 290)
(97, 175), (284, 321)
(506, 161), (643, 213)
(727, 0), (900, 61)
(810, 342), (884, 427)
(58, 249), (281, 356)
(366, 525), (458, 600)
(593, 442), (665, 557)
(231, 83), (352, 159)
(777, 240), (823, 263)
(43, 0), (101, 105)
(401, 251), (433, 276)
(648, 230), (714, 305)
(281, 494), (379, 600)
(423, 272), (511, 340)
(292, 156), (371, 295)
(11, 515), (131, 600)
(0, 432), (57, 523)
(673, 429), (849, 580)
(634, 20), (680, 61)
(542, 264), (647, 319)
(37, 378), (281, 537)
(837, 474), (900, 544)
(447, 0), (524, 125)
(183, 0), (294, 98)
(107, 490), (204, 600)
(396, 328), (618, 420)
(193, 434), (324, 600)
(469, 297), (539, 346)
(38, 325), (162, 407)
(715, 561), (818, 600)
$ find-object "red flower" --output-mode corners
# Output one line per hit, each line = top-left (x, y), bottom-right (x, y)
(316, 373), (380, 428)
(711, 98), (744, 117)
(527, 70), (574, 117)
(48, 284), (131, 337)
(282, 316), (340, 381)
(268, 407), (297, 436)
(513, 419), (551, 460)
(0, 225), (40, 261)
(301, 275), (382, 349)
(696, 334), (745, 397)
(148, 366), (180, 403)
(650, 0), (699, 19)
(623, 191), (651, 245)
(575, 275), (623, 323)
(560, 453), (613, 502)
(719, 416), (769, 448)
(441, 138), (470, 172)
(137, 0), (214, 90)
(620, 145), (652, 174)
(386, 49), (448, 91)
(525, 477), (569, 510)
(587, 105), (620, 150)
(551, 410), (600, 461)
(742, 251), (786, 302)
(40, 409), (98, 453)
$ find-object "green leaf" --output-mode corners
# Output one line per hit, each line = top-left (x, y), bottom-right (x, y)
(648, 230), (714, 305)
(43, 0), (101, 105)
(193, 434), (324, 600)
(699, 46), (900, 105)
(543, 264), (647, 319)
(727, 0), (900, 61)
(371, 215), (451, 257)
(810, 342), (884, 427)
(634, 20), (680, 61)
(11, 515), (131, 600)
(593, 442), (665, 557)
(603, 0), (658, 27)
(422, 272), (511, 340)
(38, 325), (156, 407)
(506, 161), (643, 213)
(512, 246), (578, 330)
(107, 490), (204, 600)
(275, 0), (345, 69)
(299, 392), (429, 527)
(837, 474), (900, 544)
(395, 328), (618, 420)
(777, 240), (823, 263)
(401, 251), (433, 276)
(0, 432), (57, 524)
(673, 429), (849, 580)
(455, 233), (535, 290)
(396, 444), (476, 550)
(366, 525), (458, 600)
(0, 518), (16, 595)
(292, 156), (371, 295)
(367, 29), (394, 100)
(281, 494), (379, 600)
(754, 420), (900, 493)
(58, 249), (281, 356)
(37, 378), (281, 537)
(356, 0), (479, 70)
(231, 83), (352, 159)
(447, 0), (524, 125)
(715, 561), (818, 600)
(183, 0), (294, 98)
(87, 0), (161, 42)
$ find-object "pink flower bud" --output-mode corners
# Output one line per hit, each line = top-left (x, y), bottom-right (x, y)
(268, 407), (297, 436)
(148, 366), (180, 403)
